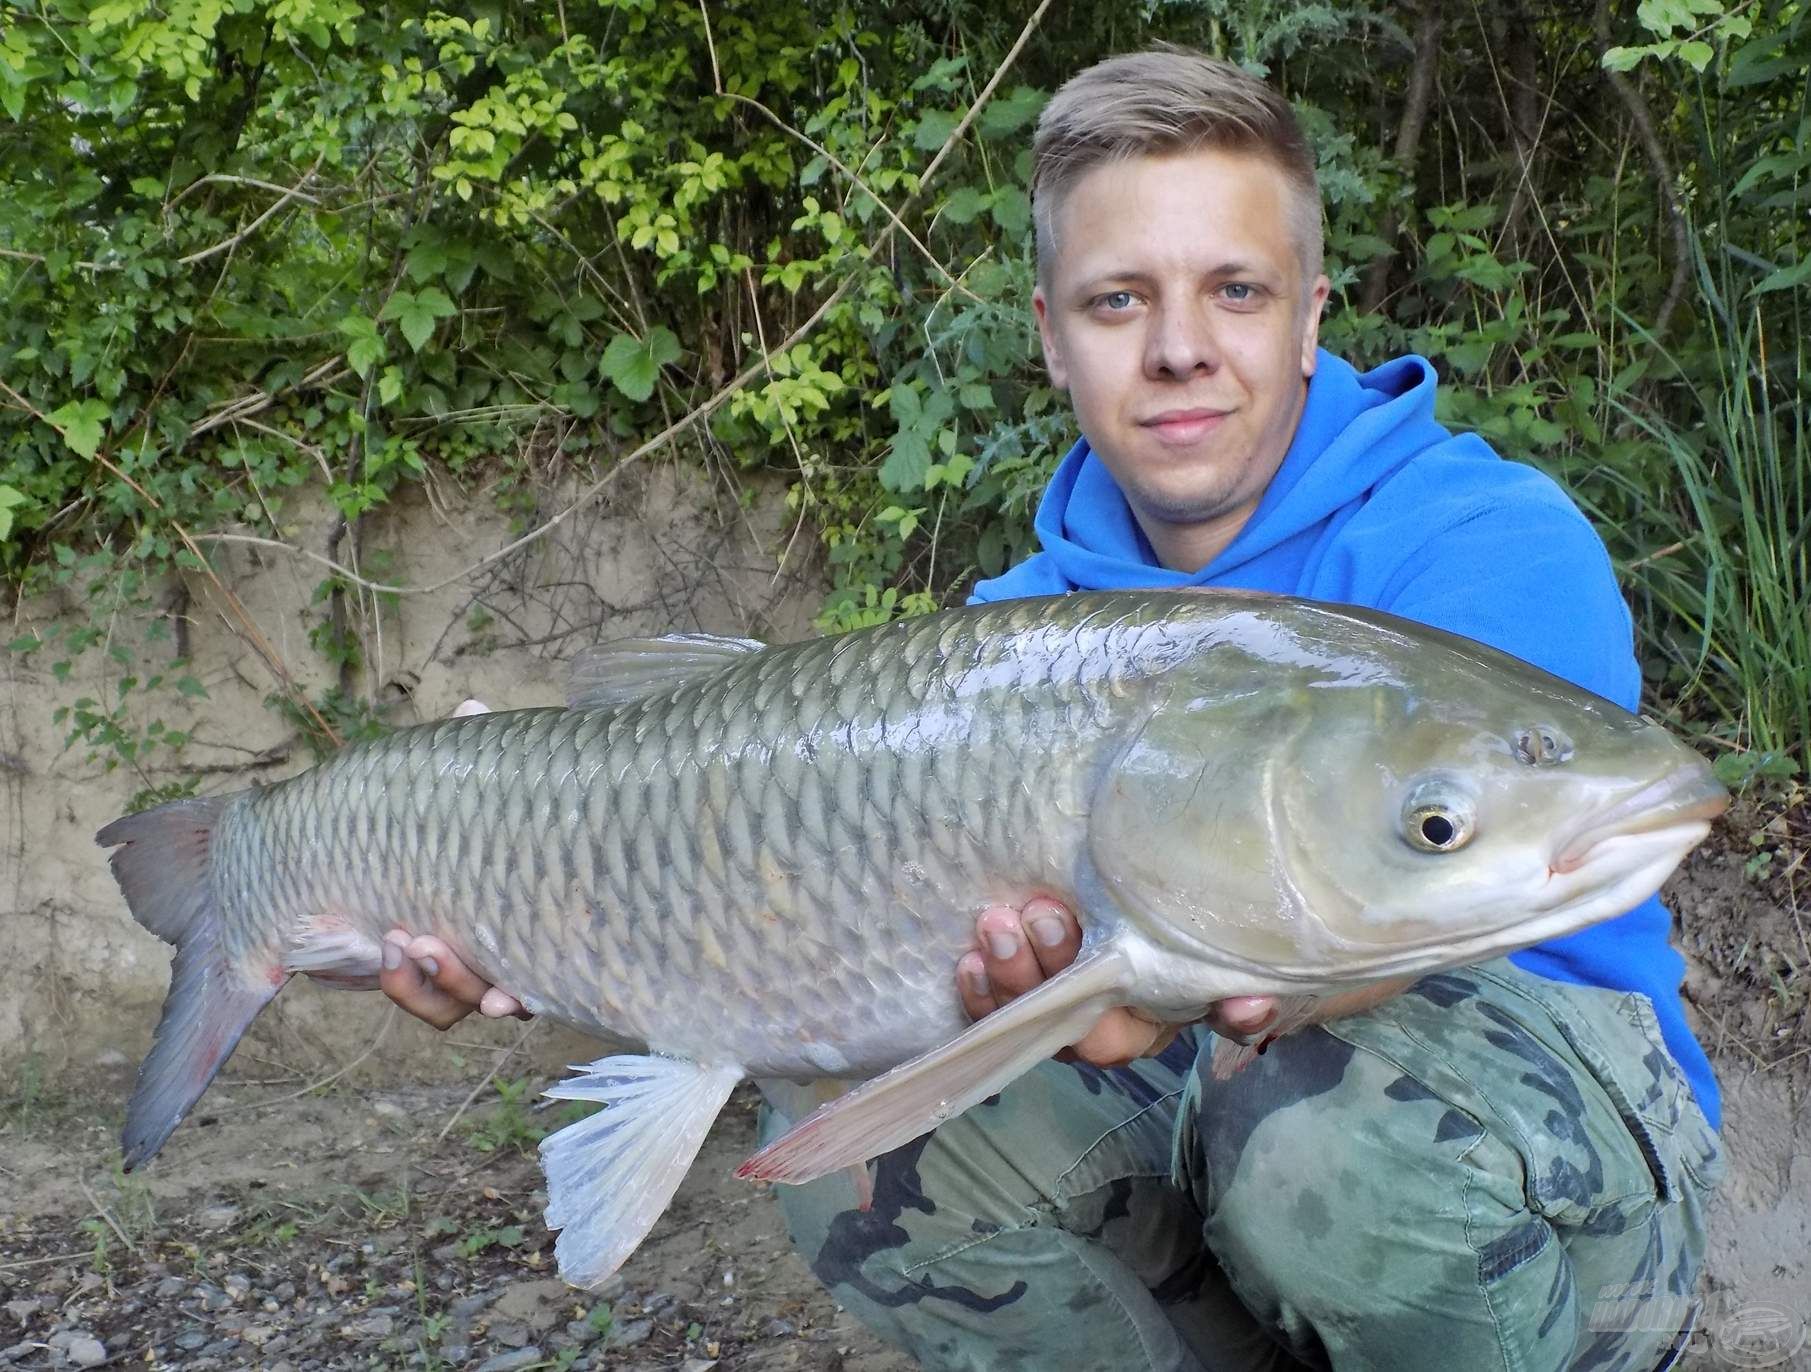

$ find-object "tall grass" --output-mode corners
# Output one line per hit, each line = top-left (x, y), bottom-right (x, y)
(1608, 240), (1810, 774)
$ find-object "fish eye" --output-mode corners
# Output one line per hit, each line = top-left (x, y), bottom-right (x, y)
(1513, 727), (1573, 767)
(1400, 778), (1476, 854)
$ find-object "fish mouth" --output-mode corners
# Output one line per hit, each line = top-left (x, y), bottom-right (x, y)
(1550, 766), (1728, 876)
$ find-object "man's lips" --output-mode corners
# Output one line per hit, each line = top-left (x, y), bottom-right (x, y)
(1141, 408), (1232, 442)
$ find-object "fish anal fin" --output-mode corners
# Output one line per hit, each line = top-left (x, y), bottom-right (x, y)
(539, 1056), (742, 1289)
(737, 947), (1134, 1186)
(567, 634), (764, 712)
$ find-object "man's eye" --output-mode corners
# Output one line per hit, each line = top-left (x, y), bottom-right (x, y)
(1098, 291), (1135, 311)
(1221, 283), (1255, 303)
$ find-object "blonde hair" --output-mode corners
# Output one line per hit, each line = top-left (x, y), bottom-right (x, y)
(1032, 47), (1323, 283)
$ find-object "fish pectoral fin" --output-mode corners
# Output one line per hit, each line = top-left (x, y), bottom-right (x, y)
(539, 1055), (743, 1289)
(736, 947), (1134, 1186)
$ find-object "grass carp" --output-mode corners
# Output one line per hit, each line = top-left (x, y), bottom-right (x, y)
(98, 589), (1725, 1289)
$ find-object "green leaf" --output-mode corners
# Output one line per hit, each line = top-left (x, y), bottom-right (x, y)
(378, 366), (406, 405)
(941, 186), (986, 225)
(47, 399), (108, 459)
(337, 315), (386, 378)
(381, 288), (458, 353)
(599, 330), (675, 402)
(879, 430), (931, 492)
(912, 110), (960, 153)
(1677, 40), (1714, 70)
(0, 484), (23, 541)
(978, 86), (1046, 139)
(1753, 254), (1811, 295)
(988, 186), (1031, 237)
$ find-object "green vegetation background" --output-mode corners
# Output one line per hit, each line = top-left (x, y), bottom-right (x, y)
(0, 0), (1805, 789)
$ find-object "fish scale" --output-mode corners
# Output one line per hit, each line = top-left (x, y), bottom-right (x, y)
(100, 589), (1726, 1291)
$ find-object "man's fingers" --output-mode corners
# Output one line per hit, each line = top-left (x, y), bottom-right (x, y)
(956, 952), (998, 1021)
(1019, 897), (1081, 978)
(379, 933), (470, 1030)
(975, 907), (1049, 1002)
(1206, 995), (1278, 1040)
(403, 935), (492, 1007)
(1068, 1007), (1176, 1069)
(480, 986), (532, 1020)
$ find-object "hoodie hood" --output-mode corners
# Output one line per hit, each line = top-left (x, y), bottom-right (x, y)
(993, 350), (1456, 597)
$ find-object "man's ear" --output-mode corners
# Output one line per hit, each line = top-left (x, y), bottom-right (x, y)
(1300, 274), (1331, 377)
(1032, 287), (1069, 390)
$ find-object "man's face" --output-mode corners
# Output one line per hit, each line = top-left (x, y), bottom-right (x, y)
(1033, 148), (1330, 568)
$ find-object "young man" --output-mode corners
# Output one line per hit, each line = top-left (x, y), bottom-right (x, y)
(384, 49), (1721, 1370)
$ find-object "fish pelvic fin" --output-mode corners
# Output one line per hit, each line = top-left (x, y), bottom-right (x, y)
(540, 1056), (743, 1289)
(97, 794), (289, 1170)
(738, 946), (1135, 1186)
(1208, 977), (1421, 1080)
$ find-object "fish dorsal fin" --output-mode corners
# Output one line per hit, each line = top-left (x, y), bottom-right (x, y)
(540, 1055), (743, 1288)
(566, 633), (765, 711)
(737, 944), (1135, 1185)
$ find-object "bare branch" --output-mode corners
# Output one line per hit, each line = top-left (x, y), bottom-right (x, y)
(1361, 0), (1444, 315)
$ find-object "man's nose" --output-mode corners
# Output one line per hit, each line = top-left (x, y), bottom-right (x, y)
(1144, 300), (1221, 379)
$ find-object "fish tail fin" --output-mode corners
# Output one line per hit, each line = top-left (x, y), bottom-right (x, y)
(97, 794), (287, 1169)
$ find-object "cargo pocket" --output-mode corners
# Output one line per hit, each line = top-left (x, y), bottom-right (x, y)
(1475, 966), (1722, 1215)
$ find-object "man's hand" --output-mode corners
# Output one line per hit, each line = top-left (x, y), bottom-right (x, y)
(376, 697), (531, 1031)
(954, 898), (1278, 1068)
(378, 930), (531, 1029)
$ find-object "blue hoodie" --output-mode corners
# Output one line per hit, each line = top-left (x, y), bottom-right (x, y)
(971, 349), (1719, 1127)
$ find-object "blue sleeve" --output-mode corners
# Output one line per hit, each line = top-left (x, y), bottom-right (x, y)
(966, 550), (1073, 606)
(1376, 489), (1641, 711)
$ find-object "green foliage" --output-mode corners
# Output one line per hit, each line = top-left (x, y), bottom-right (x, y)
(0, 0), (1804, 769)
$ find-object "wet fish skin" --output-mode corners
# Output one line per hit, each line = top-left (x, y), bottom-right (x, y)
(98, 588), (1725, 1288)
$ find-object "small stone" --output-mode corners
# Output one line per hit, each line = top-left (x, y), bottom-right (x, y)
(644, 1291), (679, 1317)
(175, 1330), (209, 1351)
(0, 1344), (34, 1364)
(199, 1285), (232, 1313)
(273, 1281), (297, 1302)
(372, 1100), (408, 1120)
(2, 1300), (39, 1323)
(93, 1048), (129, 1068)
(608, 1318), (654, 1349)
(763, 1318), (797, 1338)
(439, 1343), (470, 1364)
(65, 1333), (106, 1365)
(488, 1321), (530, 1347)
(223, 1273), (251, 1300)
(73, 1273), (104, 1295)
(680, 1361), (719, 1372)
(449, 1292), (495, 1322)
(241, 1325), (276, 1347)
(154, 1277), (186, 1299)
(431, 1243), (463, 1263)
(197, 1204), (241, 1231)
(474, 1349), (543, 1372)
(346, 1314), (393, 1338)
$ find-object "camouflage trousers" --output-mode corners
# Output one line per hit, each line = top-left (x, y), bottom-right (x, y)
(761, 959), (1724, 1372)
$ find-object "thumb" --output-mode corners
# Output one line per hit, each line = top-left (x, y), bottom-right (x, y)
(1209, 996), (1277, 1040)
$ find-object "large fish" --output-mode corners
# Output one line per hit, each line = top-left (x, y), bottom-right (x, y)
(99, 590), (1725, 1288)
